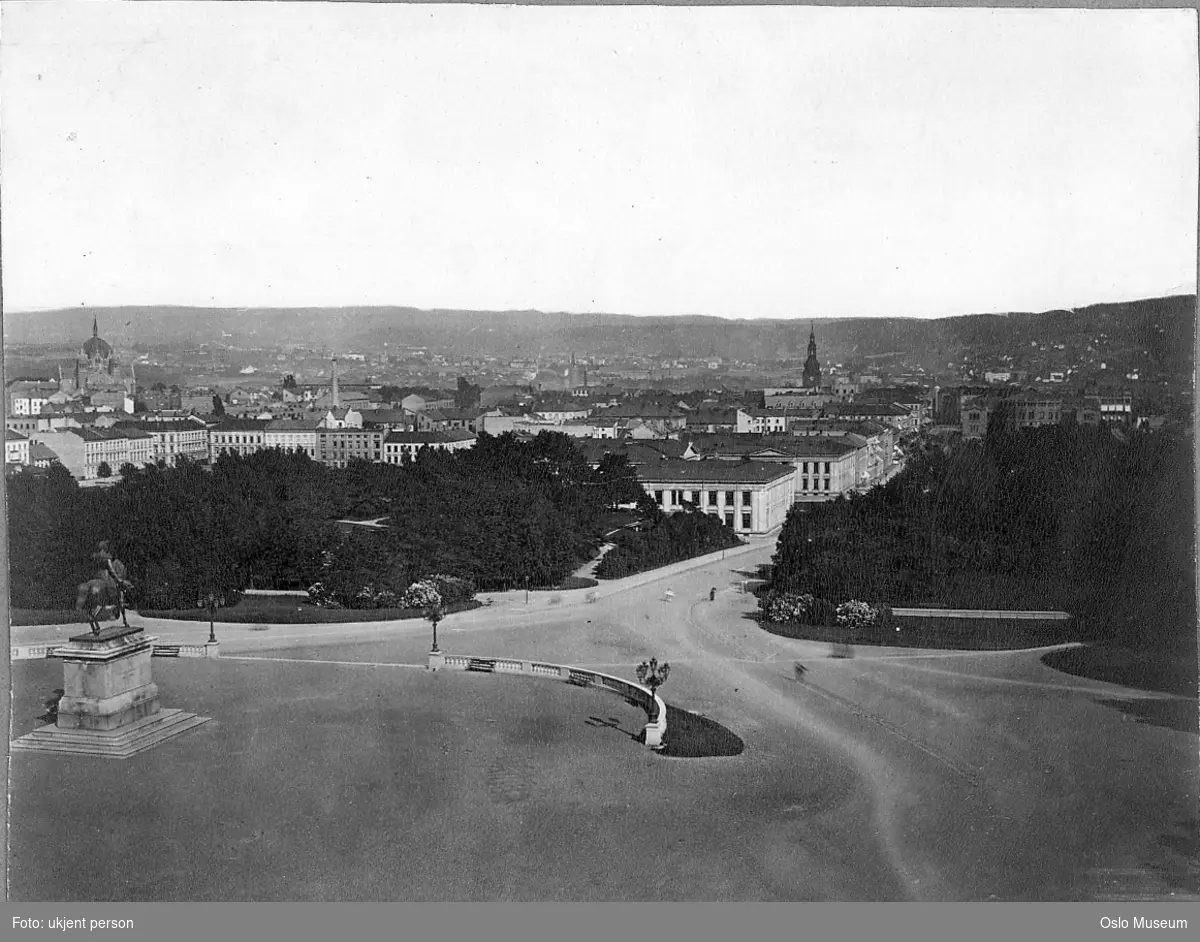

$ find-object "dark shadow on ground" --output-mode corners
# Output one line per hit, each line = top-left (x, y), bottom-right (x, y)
(585, 715), (638, 741)
(656, 705), (745, 758)
(1041, 644), (1199, 698)
(1094, 698), (1199, 735)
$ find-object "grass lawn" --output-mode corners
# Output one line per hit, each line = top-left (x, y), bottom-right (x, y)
(1040, 643), (1199, 699)
(756, 614), (1079, 651)
(9, 609), (95, 627)
(138, 594), (481, 624)
(9, 656), (899, 901)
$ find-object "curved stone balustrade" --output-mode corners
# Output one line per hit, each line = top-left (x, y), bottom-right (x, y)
(429, 652), (666, 750)
(12, 642), (220, 661)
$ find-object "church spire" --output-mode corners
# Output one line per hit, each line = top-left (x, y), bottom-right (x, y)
(803, 322), (822, 389)
(93, 315), (99, 338)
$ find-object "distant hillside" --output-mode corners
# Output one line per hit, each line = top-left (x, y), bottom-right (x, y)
(4, 295), (1194, 375)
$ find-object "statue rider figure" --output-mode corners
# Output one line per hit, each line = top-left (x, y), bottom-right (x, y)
(93, 541), (133, 629)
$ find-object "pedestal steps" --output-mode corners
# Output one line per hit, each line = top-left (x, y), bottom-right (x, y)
(11, 709), (211, 760)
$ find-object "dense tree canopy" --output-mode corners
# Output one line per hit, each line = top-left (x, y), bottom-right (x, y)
(769, 424), (1194, 649)
(6, 432), (650, 610)
(597, 505), (741, 579)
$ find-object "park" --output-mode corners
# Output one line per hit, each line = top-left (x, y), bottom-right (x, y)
(9, 533), (1197, 901)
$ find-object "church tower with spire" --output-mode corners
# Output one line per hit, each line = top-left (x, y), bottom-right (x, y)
(802, 323), (823, 389)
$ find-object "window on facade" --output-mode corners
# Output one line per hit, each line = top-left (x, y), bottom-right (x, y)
(741, 512), (751, 530)
(824, 478), (831, 491)
(802, 477), (809, 490)
(725, 490), (734, 505)
(724, 513), (734, 528)
(707, 490), (717, 506)
(742, 491), (751, 507)
(655, 490), (663, 505)
(824, 462), (831, 474)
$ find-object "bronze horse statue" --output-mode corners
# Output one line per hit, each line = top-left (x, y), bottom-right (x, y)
(75, 544), (133, 635)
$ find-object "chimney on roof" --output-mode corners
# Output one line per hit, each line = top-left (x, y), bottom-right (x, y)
(332, 357), (340, 409)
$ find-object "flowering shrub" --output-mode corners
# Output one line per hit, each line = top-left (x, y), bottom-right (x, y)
(759, 591), (815, 624)
(401, 580), (443, 611)
(836, 600), (877, 629)
(424, 574), (476, 606)
(307, 581), (342, 609)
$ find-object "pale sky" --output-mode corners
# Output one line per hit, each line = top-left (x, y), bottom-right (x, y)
(1, 3), (1196, 319)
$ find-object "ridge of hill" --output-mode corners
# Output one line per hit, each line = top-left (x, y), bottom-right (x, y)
(4, 295), (1195, 375)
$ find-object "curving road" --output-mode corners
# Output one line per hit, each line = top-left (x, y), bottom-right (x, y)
(14, 541), (1197, 900)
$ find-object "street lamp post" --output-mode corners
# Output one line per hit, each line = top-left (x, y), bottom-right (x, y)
(424, 600), (444, 653)
(199, 592), (219, 644)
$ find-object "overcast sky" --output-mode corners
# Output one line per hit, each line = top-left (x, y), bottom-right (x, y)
(1, 3), (1196, 320)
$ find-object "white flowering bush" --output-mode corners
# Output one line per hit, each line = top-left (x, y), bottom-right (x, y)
(760, 592), (815, 624)
(307, 581), (341, 609)
(401, 580), (443, 611)
(424, 574), (476, 606)
(836, 600), (878, 630)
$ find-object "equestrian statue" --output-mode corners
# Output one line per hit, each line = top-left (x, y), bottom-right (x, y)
(75, 541), (134, 635)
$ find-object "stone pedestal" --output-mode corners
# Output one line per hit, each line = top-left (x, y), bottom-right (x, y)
(11, 623), (212, 760)
(54, 625), (160, 731)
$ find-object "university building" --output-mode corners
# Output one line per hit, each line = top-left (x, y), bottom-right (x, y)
(635, 461), (795, 535)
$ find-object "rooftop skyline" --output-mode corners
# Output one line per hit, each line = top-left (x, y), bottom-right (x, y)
(2, 4), (1196, 319)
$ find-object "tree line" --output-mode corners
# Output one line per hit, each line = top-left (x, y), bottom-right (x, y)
(595, 496), (741, 579)
(766, 423), (1195, 649)
(5, 432), (646, 611)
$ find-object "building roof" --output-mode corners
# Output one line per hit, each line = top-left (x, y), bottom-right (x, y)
(596, 403), (684, 419)
(828, 402), (909, 417)
(6, 430), (28, 441)
(364, 408), (414, 425)
(575, 439), (695, 466)
(265, 418), (323, 432)
(116, 420), (206, 434)
(636, 460), (794, 485)
(384, 430), (477, 445)
(535, 401), (588, 412)
(28, 442), (59, 462)
(691, 434), (857, 458)
(439, 407), (485, 421)
(318, 426), (384, 436)
(65, 427), (145, 443)
(211, 418), (271, 432)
